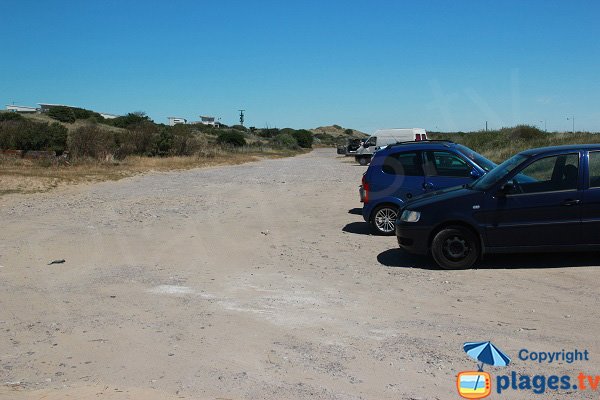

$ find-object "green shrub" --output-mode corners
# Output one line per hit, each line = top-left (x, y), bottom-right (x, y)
(0, 112), (24, 122)
(72, 107), (104, 121)
(116, 121), (159, 156)
(333, 124), (342, 130)
(68, 124), (115, 159)
(48, 106), (76, 123)
(164, 124), (205, 156)
(217, 131), (246, 147)
(279, 128), (296, 136)
(314, 133), (336, 145)
(258, 128), (279, 138)
(509, 125), (544, 140)
(46, 122), (69, 153)
(232, 124), (247, 131)
(292, 129), (313, 148)
(273, 133), (298, 148)
(107, 112), (150, 129)
(0, 119), (67, 152)
(344, 128), (353, 135)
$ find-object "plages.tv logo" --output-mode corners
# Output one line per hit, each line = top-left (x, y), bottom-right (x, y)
(457, 341), (511, 399)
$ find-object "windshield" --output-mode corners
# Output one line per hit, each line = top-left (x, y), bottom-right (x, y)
(455, 144), (497, 172)
(470, 154), (529, 190)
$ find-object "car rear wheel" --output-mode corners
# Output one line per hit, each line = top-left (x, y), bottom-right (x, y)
(371, 205), (398, 235)
(431, 226), (479, 269)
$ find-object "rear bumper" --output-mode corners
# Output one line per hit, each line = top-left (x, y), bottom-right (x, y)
(395, 224), (431, 255)
(359, 186), (366, 202)
(362, 205), (371, 222)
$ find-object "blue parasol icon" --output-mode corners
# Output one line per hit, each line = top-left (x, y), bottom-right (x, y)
(464, 341), (511, 370)
(463, 341), (511, 392)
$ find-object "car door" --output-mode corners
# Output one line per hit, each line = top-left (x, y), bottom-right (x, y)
(581, 150), (600, 244)
(374, 151), (425, 201)
(422, 150), (476, 192)
(485, 152), (582, 248)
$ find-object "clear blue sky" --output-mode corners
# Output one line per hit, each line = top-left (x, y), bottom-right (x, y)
(2, 0), (599, 132)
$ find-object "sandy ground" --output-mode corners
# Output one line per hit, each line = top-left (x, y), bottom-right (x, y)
(1, 148), (599, 399)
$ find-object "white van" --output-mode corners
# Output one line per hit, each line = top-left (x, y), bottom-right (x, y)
(355, 128), (428, 165)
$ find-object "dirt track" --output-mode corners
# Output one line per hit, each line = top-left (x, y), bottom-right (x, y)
(1, 148), (599, 399)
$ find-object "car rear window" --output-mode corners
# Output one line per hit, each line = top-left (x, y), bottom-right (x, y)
(382, 151), (423, 176)
(589, 151), (600, 188)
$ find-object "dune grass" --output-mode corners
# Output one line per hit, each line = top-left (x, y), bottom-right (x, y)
(430, 126), (600, 163)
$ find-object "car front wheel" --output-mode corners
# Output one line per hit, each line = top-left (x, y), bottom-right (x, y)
(431, 226), (479, 269)
(371, 205), (398, 235)
(357, 156), (369, 166)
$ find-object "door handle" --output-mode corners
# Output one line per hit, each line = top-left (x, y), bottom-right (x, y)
(562, 199), (581, 206)
(423, 182), (434, 190)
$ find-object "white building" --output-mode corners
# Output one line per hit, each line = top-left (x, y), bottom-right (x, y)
(199, 115), (217, 126)
(5, 104), (38, 113)
(38, 103), (76, 112)
(99, 112), (119, 119)
(168, 117), (187, 126)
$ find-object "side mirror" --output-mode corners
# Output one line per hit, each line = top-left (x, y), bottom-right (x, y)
(470, 169), (482, 179)
(497, 182), (515, 196)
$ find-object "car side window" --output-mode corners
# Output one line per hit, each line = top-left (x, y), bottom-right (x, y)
(512, 153), (579, 194)
(424, 151), (472, 177)
(365, 137), (376, 147)
(589, 152), (600, 188)
(382, 151), (423, 176)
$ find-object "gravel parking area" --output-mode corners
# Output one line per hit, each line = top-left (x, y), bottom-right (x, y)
(1, 148), (599, 399)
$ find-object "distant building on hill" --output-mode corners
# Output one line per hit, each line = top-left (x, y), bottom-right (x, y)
(99, 112), (119, 119)
(6, 103), (120, 119)
(167, 117), (187, 126)
(38, 103), (76, 112)
(199, 116), (217, 126)
(5, 104), (38, 113)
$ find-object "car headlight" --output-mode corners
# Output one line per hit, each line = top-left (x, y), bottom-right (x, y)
(400, 210), (421, 222)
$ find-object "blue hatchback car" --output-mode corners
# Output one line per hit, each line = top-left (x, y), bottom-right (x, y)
(360, 141), (496, 235)
(396, 144), (600, 269)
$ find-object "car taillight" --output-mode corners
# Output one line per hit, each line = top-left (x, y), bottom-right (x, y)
(362, 175), (369, 203)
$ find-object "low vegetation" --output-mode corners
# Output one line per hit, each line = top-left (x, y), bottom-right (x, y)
(0, 108), (322, 161)
(2, 108), (349, 195)
(430, 125), (600, 163)
(0, 113), (67, 153)
(311, 125), (368, 147)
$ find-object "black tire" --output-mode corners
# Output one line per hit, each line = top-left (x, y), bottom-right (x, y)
(431, 226), (480, 269)
(358, 156), (369, 166)
(370, 205), (398, 236)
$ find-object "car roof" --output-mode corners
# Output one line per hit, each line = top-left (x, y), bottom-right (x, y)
(378, 140), (458, 153)
(520, 144), (600, 157)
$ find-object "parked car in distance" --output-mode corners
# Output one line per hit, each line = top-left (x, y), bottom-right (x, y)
(337, 138), (364, 156)
(355, 128), (428, 166)
(396, 144), (600, 269)
(360, 140), (496, 235)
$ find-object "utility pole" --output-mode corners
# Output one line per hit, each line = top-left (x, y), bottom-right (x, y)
(567, 116), (575, 133)
(238, 109), (245, 126)
(485, 121), (488, 132)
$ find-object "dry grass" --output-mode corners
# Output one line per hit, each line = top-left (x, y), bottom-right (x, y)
(0, 148), (305, 196)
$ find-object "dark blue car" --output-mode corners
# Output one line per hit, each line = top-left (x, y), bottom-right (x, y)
(360, 141), (495, 235)
(396, 144), (600, 269)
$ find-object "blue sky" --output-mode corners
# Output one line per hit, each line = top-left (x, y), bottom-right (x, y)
(1, 0), (599, 132)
